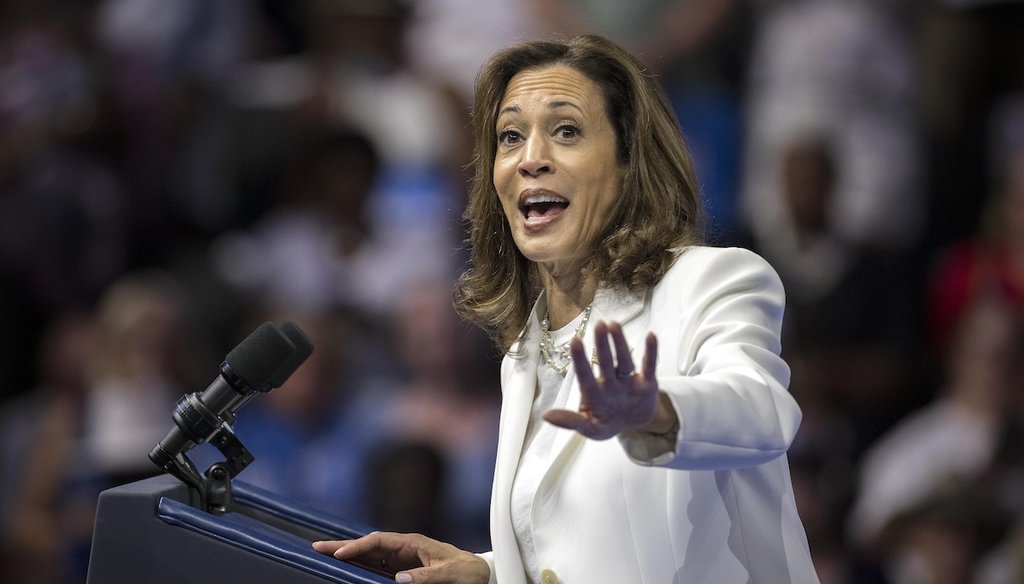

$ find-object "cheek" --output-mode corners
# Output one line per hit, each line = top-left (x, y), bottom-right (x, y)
(589, 168), (624, 216)
(493, 162), (518, 214)
(498, 196), (518, 225)
(492, 152), (507, 184)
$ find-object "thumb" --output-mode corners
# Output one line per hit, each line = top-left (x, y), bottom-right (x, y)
(541, 408), (587, 432)
(395, 561), (482, 584)
(393, 567), (443, 584)
(543, 409), (614, 440)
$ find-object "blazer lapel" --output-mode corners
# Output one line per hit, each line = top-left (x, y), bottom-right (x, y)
(493, 334), (538, 504)
(490, 305), (541, 584)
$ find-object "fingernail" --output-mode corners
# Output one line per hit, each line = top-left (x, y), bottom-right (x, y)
(396, 573), (413, 583)
(332, 545), (347, 558)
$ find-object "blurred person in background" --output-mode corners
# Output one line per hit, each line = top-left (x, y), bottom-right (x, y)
(916, 0), (1024, 249)
(369, 278), (500, 551)
(223, 0), (466, 289)
(888, 94), (1024, 584)
(210, 119), (459, 327)
(736, 0), (930, 466)
(78, 271), (202, 484)
(879, 480), (1009, 584)
(364, 440), (450, 549)
(743, 127), (924, 456)
(0, 2), (130, 399)
(849, 291), (1024, 582)
(211, 126), (387, 313)
(0, 312), (94, 584)
(973, 417), (1024, 584)
(739, 0), (928, 449)
(91, 0), (259, 242)
(741, 0), (923, 254)
(1, 270), (203, 583)
(926, 95), (1024, 364)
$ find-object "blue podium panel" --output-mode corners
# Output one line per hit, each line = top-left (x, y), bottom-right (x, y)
(86, 474), (392, 584)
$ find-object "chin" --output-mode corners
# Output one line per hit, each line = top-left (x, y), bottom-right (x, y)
(513, 235), (583, 267)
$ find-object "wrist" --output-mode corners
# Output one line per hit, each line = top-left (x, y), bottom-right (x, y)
(641, 393), (678, 437)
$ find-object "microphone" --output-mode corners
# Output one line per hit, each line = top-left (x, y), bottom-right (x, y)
(218, 320), (316, 416)
(148, 322), (301, 472)
(268, 320), (315, 390)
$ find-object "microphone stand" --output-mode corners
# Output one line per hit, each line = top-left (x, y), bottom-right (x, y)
(161, 417), (254, 515)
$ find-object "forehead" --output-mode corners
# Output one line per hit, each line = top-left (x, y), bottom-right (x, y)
(498, 65), (605, 117)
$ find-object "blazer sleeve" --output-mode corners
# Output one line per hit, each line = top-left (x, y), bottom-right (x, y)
(618, 247), (802, 470)
(475, 551), (497, 584)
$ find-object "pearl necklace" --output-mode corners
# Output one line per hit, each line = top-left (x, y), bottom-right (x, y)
(539, 304), (593, 376)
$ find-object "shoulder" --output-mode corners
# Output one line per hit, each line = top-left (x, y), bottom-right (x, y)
(647, 245), (787, 340)
(659, 246), (784, 293)
(669, 245), (774, 268)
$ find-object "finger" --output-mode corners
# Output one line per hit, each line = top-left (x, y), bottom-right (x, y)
(641, 333), (658, 380)
(329, 531), (399, 562)
(592, 321), (617, 381)
(312, 540), (350, 556)
(329, 532), (424, 575)
(606, 322), (636, 380)
(569, 337), (597, 388)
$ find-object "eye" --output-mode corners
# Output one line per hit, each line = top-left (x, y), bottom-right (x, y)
(556, 124), (580, 140)
(498, 129), (522, 146)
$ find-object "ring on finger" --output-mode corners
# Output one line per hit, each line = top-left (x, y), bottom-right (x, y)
(616, 369), (635, 379)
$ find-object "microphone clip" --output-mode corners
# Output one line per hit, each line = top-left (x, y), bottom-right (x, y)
(202, 423), (254, 514)
(151, 412), (254, 515)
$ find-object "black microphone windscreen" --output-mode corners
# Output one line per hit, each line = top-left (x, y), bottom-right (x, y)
(224, 322), (296, 389)
(267, 321), (315, 389)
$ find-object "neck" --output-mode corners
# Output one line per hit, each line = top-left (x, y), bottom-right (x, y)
(540, 263), (598, 329)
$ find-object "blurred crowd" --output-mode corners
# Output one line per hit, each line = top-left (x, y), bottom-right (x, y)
(0, 0), (1022, 583)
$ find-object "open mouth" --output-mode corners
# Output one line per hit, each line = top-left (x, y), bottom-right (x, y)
(520, 193), (569, 220)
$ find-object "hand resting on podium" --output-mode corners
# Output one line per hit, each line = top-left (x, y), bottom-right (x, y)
(313, 532), (489, 584)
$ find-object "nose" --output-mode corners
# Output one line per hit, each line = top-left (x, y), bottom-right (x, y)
(518, 135), (553, 178)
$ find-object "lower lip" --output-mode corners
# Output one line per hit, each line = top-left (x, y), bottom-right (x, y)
(522, 208), (566, 231)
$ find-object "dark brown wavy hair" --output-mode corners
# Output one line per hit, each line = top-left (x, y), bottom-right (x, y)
(453, 34), (706, 352)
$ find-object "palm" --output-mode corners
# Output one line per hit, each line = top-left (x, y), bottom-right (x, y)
(543, 321), (660, 440)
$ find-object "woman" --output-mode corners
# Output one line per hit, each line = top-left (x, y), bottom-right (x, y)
(314, 34), (819, 584)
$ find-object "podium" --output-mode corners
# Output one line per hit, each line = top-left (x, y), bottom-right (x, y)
(86, 474), (392, 583)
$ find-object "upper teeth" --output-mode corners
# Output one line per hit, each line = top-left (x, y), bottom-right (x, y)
(524, 195), (567, 205)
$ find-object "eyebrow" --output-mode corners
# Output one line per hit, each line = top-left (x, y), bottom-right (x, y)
(498, 100), (585, 117)
(548, 101), (583, 114)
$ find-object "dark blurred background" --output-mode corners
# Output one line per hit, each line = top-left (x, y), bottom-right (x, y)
(1, 1), (1022, 583)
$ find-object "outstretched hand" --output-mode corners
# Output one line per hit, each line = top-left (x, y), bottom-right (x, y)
(543, 321), (669, 440)
(313, 532), (489, 584)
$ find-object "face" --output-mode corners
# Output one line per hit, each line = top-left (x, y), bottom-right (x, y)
(493, 65), (625, 275)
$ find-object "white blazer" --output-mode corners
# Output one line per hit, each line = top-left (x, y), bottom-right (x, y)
(479, 246), (820, 584)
